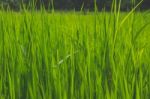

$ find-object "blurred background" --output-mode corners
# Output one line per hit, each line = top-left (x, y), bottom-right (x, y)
(0, 0), (149, 11)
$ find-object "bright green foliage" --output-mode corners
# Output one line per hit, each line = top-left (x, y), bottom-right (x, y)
(0, 9), (150, 99)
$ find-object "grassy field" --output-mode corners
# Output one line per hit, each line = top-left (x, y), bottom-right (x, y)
(0, 10), (150, 99)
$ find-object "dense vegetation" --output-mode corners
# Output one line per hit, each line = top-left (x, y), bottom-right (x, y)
(0, 0), (150, 10)
(0, 0), (150, 99)
(0, 6), (150, 99)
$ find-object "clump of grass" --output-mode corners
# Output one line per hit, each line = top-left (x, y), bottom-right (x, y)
(0, 0), (150, 99)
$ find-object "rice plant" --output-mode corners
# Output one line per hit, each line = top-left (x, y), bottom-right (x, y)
(0, 0), (150, 99)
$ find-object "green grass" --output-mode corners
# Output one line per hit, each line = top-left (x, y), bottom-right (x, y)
(0, 9), (150, 99)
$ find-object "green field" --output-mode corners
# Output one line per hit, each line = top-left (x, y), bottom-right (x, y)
(0, 10), (150, 99)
